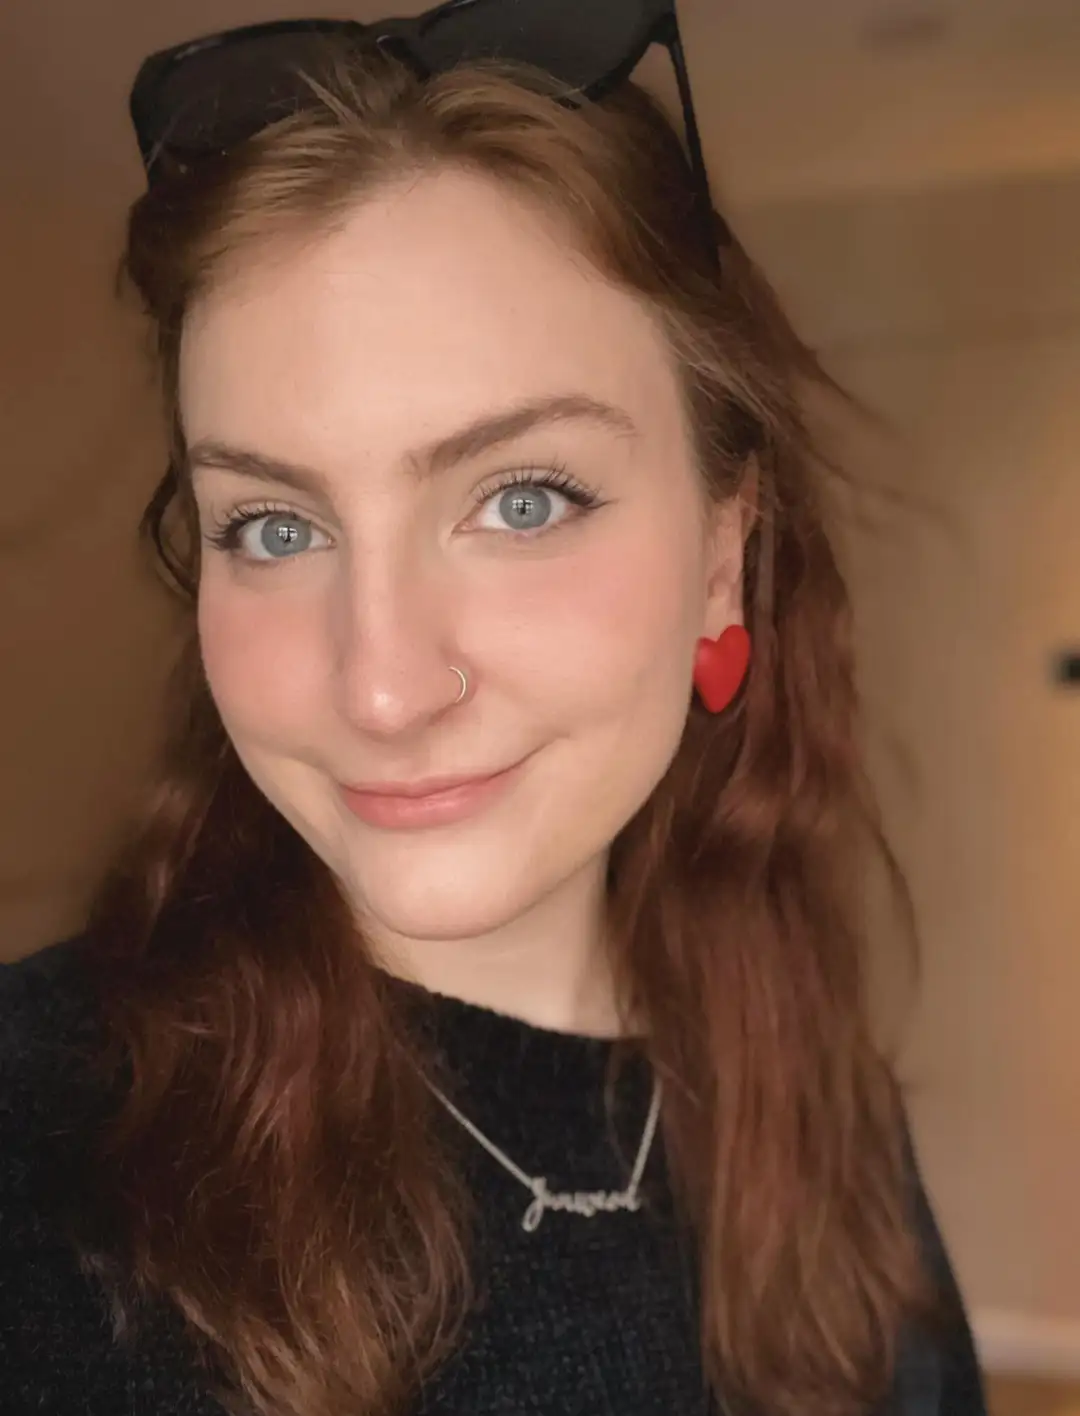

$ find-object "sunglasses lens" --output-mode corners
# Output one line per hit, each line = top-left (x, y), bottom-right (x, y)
(137, 0), (666, 167)
(412, 0), (658, 92)
(139, 29), (356, 161)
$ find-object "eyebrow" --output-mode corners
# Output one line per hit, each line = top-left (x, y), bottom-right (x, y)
(186, 393), (638, 495)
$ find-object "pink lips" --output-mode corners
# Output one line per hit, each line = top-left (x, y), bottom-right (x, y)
(339, 761), (524, 830)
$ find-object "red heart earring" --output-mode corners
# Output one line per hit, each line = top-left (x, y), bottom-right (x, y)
(692, 625), (751, 713)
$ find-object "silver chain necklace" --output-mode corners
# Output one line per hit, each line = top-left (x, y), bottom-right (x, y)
(424, 1074), (663, 1234)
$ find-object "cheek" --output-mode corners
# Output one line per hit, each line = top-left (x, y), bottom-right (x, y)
(507, 521), (703, 710)
(479, 524), (703, 875)
(196, 574), (326, 738)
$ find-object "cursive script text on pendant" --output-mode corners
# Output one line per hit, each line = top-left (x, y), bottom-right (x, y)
(521, 1178), (643, 1233)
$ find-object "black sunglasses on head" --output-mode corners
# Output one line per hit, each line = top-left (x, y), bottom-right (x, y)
(129, 0), (728, 249)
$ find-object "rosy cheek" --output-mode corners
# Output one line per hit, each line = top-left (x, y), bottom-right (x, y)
(483, 527), (693, 698)
(197, 580), (322, 729)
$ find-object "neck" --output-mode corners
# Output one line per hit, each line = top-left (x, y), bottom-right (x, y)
(366, 858), (626, 1038)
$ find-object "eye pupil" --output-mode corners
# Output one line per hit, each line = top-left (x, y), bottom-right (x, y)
(260, 514), (310, 557)
(499, 486), (551, 531)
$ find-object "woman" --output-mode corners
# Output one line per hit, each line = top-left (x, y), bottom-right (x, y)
(1, 5), (986, 1415)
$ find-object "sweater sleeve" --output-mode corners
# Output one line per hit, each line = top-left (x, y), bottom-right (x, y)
(0, 937), (100, 1144)
(0, 942), (119, 1395)
(1, 942), (229, 1416)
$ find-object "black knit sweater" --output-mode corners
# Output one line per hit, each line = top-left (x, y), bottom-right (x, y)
(0, 938), (986, 1415)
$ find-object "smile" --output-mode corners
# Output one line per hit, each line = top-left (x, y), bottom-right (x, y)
(338, 759), (526, 830)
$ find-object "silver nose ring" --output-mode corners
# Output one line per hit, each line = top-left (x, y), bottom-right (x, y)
(450, 666), (468, 704)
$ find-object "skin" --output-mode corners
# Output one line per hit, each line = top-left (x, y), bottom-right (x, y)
(180, 166), (746, 1036)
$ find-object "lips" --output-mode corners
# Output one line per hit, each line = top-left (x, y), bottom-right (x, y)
(338, 757), (526, 830)
(342, 768), (505, 799)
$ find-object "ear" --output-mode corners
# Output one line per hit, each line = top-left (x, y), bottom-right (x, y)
(701, 458), (759, 638)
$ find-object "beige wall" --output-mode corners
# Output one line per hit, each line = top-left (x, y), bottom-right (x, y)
(0, 178), (177, 952)
(738, 172), (1080, 1337)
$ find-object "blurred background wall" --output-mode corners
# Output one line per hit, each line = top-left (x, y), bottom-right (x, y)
(1, 0), (1078, 1391)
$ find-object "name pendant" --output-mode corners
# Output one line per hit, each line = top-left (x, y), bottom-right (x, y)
(521, 1178), (643, 1233)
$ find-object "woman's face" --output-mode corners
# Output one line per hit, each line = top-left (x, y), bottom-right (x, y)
(181, 166), (744, 968)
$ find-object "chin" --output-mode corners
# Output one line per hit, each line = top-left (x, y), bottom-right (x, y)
(340, 850), (542, 947)
(239, 744), (612, 953)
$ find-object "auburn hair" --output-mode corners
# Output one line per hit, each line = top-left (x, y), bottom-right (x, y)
(84, 48), (929, 1416)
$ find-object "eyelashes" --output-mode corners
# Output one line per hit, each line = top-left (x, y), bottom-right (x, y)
(202, 502), (323, 555)
(202, 462), (606, 560)
(475, 463), (601, 514)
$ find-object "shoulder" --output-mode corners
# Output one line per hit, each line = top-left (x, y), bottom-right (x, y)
(0, 935), (107, 1202)
(1, 934), (95, 1033)
(892, 1102), (989, 1416)
(0, 942), (197, 1410)
(1, 935), (113, 1285)
(1, 935), (101, 1102)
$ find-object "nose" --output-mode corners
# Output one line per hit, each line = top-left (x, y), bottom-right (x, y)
(331, 548), (467, 741)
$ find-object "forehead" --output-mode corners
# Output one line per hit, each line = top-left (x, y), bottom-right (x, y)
(178, 166), (685, 464)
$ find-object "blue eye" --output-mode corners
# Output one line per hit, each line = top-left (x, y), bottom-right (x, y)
(473, 467), (603, 535)
(203, 465), (604, 564)
(481, 484), (562, 533)
(204, 507), (330, 561)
